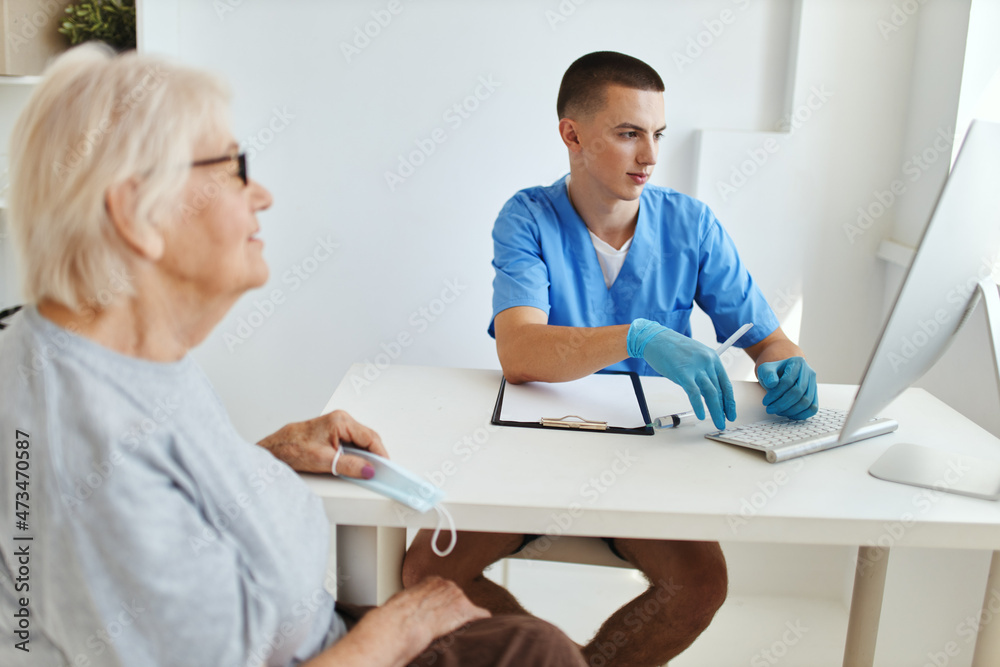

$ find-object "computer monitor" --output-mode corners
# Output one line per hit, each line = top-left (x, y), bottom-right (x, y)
(841, 120), (1000, 498)
(842, 119), (1000, 440)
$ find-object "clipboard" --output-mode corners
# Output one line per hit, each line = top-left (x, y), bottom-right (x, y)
(490, 370), (654, 436)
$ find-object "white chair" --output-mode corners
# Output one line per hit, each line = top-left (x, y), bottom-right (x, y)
(499, 535), (632, 588)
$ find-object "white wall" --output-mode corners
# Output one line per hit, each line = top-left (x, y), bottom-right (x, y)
(143, 0), (980, 445)
(0, 83), (34, 311)
(168, 0), (805, 440)
(694, 0), (927, 386)
(0, 3), (990, 441)
(908, 0), (1000, 440)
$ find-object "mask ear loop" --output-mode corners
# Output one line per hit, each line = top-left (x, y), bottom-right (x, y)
(331, 446), (343, 477)
(431, 504), (457, 557)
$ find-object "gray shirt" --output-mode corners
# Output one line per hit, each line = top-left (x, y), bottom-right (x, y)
(0, 307), (347, 666)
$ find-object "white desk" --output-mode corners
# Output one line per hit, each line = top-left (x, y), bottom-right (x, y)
(302, 364), (1000, 666)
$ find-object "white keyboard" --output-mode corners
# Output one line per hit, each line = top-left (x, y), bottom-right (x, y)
(705, 408), (898, 463)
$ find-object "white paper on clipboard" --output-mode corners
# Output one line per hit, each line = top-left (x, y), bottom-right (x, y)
(499, 373), (648, 429)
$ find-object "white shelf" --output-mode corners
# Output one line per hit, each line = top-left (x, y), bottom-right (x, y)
(877, 238), (916, 269)
(0, 76), (41, 86)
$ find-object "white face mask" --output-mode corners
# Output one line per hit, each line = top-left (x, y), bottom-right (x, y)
(333, 445), (456, 557)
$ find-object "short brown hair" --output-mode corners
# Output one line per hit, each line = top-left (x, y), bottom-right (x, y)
(557, 51), (664, 120)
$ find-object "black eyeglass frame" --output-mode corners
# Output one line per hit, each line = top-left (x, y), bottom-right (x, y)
(191, 152), (247, 186)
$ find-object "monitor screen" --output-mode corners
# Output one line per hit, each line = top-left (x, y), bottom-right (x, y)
(841, 120), (1000, 438)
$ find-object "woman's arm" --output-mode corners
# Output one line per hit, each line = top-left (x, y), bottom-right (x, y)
(302, 578), (490, 667)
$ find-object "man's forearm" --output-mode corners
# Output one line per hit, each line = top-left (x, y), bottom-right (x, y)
(498, 323), (631, 383)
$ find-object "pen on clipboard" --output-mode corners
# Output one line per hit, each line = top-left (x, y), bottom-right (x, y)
(649, 322), (754, 429)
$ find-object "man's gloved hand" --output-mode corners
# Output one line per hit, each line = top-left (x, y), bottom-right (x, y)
(627, 318), (736, 430)
(756, 357), (818, 420)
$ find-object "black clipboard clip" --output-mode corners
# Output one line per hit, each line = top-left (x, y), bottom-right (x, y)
(540, 415), (608, 431)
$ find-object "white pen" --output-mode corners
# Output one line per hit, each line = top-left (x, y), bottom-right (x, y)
(649, 322), (754, 430)
(715, 322), (754, 356)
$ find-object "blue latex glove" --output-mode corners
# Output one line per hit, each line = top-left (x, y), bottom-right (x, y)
(627, 318), (736, 430)
(756, 357), (818, 420)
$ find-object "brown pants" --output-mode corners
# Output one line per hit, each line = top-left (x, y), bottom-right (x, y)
(336, 603), (588, 667)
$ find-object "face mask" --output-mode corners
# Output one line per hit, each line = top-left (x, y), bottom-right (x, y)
(333, 445), (456, 557)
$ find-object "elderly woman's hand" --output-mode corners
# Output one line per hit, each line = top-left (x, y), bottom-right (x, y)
(368, 577), (492, 649)
(300, 577), (491, 667)
(258, 410), (388, 478)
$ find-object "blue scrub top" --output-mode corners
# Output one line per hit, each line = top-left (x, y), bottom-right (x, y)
(489, 175), (780, 375)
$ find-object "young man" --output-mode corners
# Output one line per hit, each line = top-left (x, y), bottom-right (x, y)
(403, 52), (818, 666)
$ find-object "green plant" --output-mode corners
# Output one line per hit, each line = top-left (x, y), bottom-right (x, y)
(58, 0), (136, 51)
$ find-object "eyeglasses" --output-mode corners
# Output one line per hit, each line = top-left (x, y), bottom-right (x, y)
(191, 152), (247, 186)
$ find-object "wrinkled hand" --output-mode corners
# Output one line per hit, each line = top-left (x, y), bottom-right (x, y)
(258, 410), (387, 478)
(314, 577), (490, 667)
(756, 357), (818, 420)
(628, 318), (736, 430)
(369, 577), (490, 653)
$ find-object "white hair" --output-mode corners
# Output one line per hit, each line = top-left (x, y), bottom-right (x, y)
(8, 43), (231, 311)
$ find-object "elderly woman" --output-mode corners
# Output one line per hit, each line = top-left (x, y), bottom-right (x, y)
(0, 46), (586, 667)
